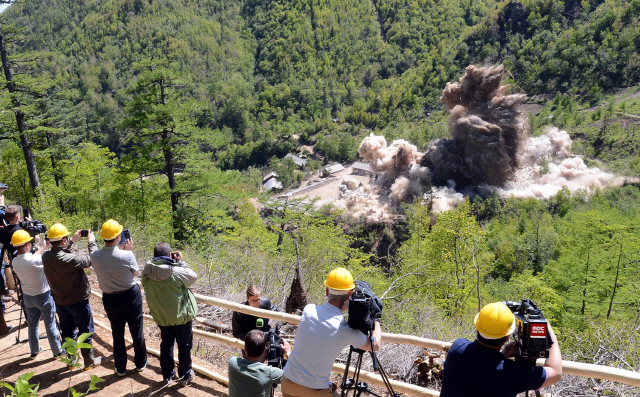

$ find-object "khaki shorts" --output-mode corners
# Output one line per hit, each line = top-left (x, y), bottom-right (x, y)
(281, 376), (340, 397)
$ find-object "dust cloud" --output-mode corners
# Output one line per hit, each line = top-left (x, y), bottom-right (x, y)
(328, 64), (622, 222)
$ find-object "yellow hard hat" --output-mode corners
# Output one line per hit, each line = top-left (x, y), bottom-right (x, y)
(100, 219), (123, 240)
(324, 267), (355, 290)
(48, 223), (70, 241)
(11, 229), (33, 247)
(474, 302), (516, 339)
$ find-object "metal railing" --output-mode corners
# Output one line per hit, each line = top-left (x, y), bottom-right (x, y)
(91, 288), (640, 396)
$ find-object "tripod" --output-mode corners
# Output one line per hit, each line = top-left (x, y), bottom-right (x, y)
(10, 266), (28, 344)
(340, 332), (399, 397)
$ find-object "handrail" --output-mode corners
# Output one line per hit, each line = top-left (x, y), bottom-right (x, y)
(91, 289), (440, 396)
(190, 292), (640, 388)
(192, 293), (453, 351)
(91, 289), (640, 389)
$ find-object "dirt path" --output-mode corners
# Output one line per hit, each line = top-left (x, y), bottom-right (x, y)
(0, 293), (229, 397)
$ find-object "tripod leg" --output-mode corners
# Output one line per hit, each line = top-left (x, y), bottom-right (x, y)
(341, 347), (354, 397)
(374, 355), (398, 397)
(15, 297), (23, 344)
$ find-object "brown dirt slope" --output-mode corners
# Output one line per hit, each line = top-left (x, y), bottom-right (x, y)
(0, 293), (229, 397)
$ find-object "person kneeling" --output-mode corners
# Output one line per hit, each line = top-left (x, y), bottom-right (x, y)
(228, 329), (292, 397)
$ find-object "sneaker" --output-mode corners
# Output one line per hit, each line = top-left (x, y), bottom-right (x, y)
(163, 371), (177, 384)
(135, 361), (148, 372)
(53, 352), (66, 359)
(178, 370), (195, 386)
(115, 369), (126, 377)
(29, 347), (43, 359)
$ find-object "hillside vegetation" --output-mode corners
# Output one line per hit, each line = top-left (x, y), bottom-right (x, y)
(1, 0), (640, 394)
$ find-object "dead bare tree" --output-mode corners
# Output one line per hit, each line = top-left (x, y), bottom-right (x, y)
(286, 237), (307, 313)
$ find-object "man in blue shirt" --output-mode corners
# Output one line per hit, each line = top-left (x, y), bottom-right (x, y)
(440, 302), (562, 397)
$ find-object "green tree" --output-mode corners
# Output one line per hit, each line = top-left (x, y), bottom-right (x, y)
(122, 59), (214, 235)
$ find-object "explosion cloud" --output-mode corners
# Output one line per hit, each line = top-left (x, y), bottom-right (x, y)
(328, 64), (622, 222)
(422, 64), (528, 186)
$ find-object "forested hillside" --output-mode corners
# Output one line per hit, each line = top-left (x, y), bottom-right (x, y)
(1, 0), (640, 394)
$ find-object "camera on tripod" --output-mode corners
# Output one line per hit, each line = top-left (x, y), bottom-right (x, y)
(504, 299), (553, 359)
(19, 220), (47, 237)
(256, 318), (285, 369)
(347, 281), (383, 332)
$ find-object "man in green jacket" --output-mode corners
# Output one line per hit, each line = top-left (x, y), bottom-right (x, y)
(141, 242), (198, 385)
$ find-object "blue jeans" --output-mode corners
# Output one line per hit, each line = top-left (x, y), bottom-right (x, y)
(56, 299), (95, 345)
(159, 321), (193, 379)
(23, 291), (63, 356)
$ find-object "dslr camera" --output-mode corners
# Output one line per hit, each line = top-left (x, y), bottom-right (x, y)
(504, 299), (553, 359)
(19, 220), (47, 237)
(347, 281), (383, 332)
(256, 319), (285, 368)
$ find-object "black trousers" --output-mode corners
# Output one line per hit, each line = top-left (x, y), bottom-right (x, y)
(159, 321), (193, 379)
(102, 285), (147, 373)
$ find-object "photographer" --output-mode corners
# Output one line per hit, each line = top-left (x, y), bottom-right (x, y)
(11, 230), (64, 359)
(141, 243), (198, 385)
(0, 205), (27, 311)
(90, 220), (147, 376)
(282, 267), (381, 397)
(440, 302), (562, 397)
(228, 329), (292, 397)
(232, 284), (283, 341)
(0, 205), (26, 261)
(42, 223), (102, 370)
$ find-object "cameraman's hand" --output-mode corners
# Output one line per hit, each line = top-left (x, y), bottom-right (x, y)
(173, 251), (183, 261)
(0, 194), (4, 206)
(502, 342), (516, 358)
(34, 234), (41, 244)
(122, 237), (133, 251)
(87, 230), (95, 242)
(282, 339), (292, 358)
(71, 230), (81, 243)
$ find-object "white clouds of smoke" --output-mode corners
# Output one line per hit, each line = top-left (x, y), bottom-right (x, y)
(328, 65), (622, 221)
(492, 127), (614, 199)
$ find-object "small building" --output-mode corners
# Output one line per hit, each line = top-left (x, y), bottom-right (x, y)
(263, 172), (278, 183)
(323, 163), (344, 176)
(262, 172), (283, 191)
(351, 161), (375, 176)
(263, 178), (283, 191)
(285, 153), (307, 168)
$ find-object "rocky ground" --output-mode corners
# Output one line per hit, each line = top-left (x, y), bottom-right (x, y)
(0, 281), (231, 396)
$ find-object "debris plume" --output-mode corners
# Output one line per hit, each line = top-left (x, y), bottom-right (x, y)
(423, 64), (527, 186)
(322, 64), (624, 221)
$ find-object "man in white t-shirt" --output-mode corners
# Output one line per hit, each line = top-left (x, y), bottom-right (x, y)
(11, 230), (63, 359)
(282, 267), (381, 397)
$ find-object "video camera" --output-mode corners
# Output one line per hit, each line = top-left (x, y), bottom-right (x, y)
(19, 220), (47, 237)
(504, 299), (554, 359)
(347, 281), (383, 332)
(256, 318), (285, 369)
(0, 183), (8, 193)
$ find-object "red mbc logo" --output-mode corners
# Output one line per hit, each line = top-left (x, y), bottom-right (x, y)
(530, 323), (547, 338)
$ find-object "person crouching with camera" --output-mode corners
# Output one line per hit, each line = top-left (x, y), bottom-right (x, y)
(90, 220), (147, 376)
(11, 230), (64, 359)
(228, 329), (292, 397)
(440, 302), (562, 397)
(141, 243), (198, 385)
(281, 267), (381, 397)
